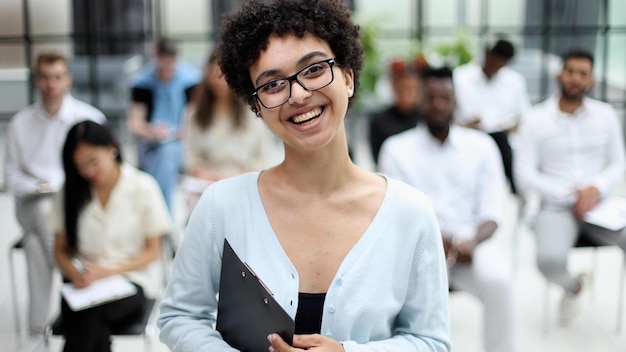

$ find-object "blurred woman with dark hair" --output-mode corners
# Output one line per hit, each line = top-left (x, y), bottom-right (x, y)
(51, 120), (170, 351)
(183, 51), (276, 210)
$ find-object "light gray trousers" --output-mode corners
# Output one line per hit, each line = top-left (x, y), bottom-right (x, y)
(15, 194), (56, 334)
(449, 240), (515, 352)
(533, 208), (626, 292)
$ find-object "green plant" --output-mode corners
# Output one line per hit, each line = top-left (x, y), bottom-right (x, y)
(432, 30), (474, 68)
(359, 19), (382, 96)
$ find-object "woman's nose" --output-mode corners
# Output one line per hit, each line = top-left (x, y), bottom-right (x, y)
(288, 80), (312, 105)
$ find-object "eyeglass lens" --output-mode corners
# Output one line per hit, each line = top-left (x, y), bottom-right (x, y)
(255, 59), (335, 109)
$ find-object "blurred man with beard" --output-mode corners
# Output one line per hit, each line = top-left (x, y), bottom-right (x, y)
(379, 67), (515, 352)
(515, 48), (626, 325)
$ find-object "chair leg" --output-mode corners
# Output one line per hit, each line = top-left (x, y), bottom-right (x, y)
(617, 256), (625, 334)
(9, 241), (23, 337)
(543, 281), (551, 337)
(590, 248), (598, 303)
(511, 196), (524, 278)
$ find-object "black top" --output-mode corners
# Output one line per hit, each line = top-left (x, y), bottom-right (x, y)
(131, 85), (196, 122)
(368, 106), (421, 164)
(294, 292), (327, 334)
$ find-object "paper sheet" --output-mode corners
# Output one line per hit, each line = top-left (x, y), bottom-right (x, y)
(61, 275), (137, 311)
(583, 196), (626, 231)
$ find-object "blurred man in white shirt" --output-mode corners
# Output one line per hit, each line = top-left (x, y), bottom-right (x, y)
(454, 39), (531, 194)
(4, 51), (105, 351)
(380, 67), (514, 352)
(515, 48), (626, 325)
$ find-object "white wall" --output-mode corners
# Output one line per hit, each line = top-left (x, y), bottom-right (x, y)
(161, 0), (211, 67)
(0, 0), (72, 68)
(606, 0), (626, 89)
(353, 0), (527, 64)
(162, 0), (210, 35)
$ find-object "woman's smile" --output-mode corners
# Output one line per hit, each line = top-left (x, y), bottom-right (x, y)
(290, 106), (324, 126)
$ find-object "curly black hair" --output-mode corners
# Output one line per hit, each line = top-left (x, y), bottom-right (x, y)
(217, 0), (364, 115)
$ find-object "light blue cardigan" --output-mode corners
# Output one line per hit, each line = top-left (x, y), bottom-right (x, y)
(158, 172), (451, 352)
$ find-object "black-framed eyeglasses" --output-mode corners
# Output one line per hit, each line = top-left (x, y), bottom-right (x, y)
(252, 58), (336, 109)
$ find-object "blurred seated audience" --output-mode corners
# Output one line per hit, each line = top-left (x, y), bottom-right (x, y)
(368, 56), (426, 165)
(51, 120), (171, 351)
(515, 48), (626, 326)
(380, 67), (515, 352)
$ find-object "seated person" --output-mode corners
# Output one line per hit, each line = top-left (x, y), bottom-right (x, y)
(515, 48), (626, 325)
(4, 51), (106, 350)
(453, 38), (531, 194)
(183, 51), (275, 211)
(379, 67), (515, 352)
(368, 58), (423, 165)
(51, 120), (171, 352)
(127, 37), (201, 213)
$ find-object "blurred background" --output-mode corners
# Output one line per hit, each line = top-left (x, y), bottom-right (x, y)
(1, 0), (625, 351)
(0, 0), (625, 154)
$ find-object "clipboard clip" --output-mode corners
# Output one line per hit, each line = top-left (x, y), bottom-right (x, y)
(243, 261), (275, 297)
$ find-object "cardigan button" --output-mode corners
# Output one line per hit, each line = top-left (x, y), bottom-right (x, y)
(325, 332), (333, 338)
(328, 305), (336, 313)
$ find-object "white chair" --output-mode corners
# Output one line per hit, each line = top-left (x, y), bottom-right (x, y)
(517, 191), (625, 335)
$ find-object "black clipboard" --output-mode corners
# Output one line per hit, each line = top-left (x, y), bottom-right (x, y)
(216, 239), (294, 352)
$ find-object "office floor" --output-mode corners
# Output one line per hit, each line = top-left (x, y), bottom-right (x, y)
(1, 124), (626, 352)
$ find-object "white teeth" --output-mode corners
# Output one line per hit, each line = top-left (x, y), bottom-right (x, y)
(292, 108), (322, 124)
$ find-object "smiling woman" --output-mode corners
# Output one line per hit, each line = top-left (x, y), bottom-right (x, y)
(157, 1), (451, 352)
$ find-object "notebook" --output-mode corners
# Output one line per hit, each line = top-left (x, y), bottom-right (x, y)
(61, 275), (137, 311)
(216, 239), (294, 352)
(584, 195), (626, 231)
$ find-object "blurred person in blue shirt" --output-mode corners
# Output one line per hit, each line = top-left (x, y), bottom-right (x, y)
(127, 37), (201, 212)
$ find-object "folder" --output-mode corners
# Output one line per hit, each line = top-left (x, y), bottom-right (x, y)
(61, 275), (137, 311)
(216, 239), (294, 352)
(584, 195), (626, 231)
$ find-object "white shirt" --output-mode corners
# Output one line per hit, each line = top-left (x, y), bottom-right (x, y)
(4, 94), (106, 197)
(515, 95), (626, 208)
(158, 172), (451, 352)
(50, 164), (171, 297)
(379, 125), (505, 239)
(453, 63), (531, 133)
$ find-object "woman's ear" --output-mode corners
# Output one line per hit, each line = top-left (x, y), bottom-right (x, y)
(253, 103), (263, 118)
(343, 68), (354, 97)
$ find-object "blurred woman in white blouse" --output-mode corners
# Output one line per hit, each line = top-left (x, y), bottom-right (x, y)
(182, 52), (277, 210)
(51, 120), (170, 352)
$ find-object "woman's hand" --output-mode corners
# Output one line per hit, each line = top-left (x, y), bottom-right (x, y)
(70, 272), (93, 288)
(267, 333), (344, 352)
(82, 260), (114, 280)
